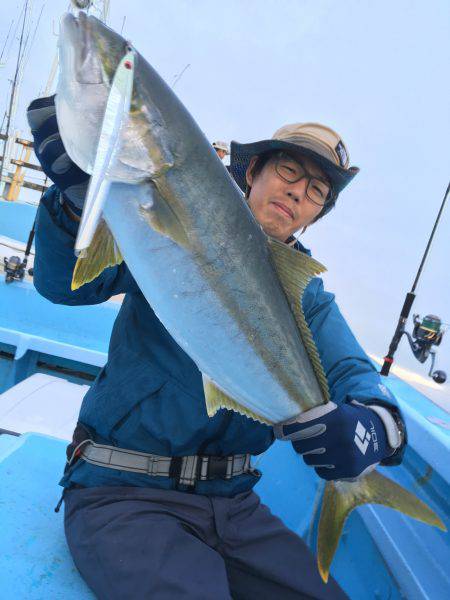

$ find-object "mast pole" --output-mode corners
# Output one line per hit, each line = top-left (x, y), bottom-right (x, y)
(0, 0), (31, 195)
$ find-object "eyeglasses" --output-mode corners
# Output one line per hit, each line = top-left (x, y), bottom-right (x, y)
(273, 152), (332, 206)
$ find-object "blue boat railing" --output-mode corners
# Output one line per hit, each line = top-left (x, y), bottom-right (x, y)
(0, 278), (119, 388)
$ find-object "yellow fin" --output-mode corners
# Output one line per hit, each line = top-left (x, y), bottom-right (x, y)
(267, 237), (330, 402)
(138, 186), (189, 248)
(202, 375), (272, 425)
(317, 470), (446, 583)
(71, 219), (123, 291)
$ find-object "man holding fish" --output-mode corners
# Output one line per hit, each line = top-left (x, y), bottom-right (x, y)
(24, 11), (426, 600)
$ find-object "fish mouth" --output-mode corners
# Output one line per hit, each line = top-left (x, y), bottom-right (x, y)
(60, 12), (104, 84)
(270, 201), (294, 220)
(60, 11), (126, 85)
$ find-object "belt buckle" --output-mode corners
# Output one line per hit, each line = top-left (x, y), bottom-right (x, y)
(207, 456), (233, 480)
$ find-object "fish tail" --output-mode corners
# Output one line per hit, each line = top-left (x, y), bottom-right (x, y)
(317, 469), (446, 583)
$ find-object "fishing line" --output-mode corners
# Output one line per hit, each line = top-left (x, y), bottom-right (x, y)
(0, 19), (15, 64)
(21, 4), (45, 77)
(4, 4), (24, 66)
(172, 63), (191, 88)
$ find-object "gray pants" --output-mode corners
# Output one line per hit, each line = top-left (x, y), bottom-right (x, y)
(64, 486), (347, 600)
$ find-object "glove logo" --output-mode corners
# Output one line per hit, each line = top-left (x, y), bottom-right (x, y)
(354, 421), (371, 455)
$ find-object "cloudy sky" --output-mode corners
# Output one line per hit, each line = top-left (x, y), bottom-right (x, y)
(1, 0), (449, 405)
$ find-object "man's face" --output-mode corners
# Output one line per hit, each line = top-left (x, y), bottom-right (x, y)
(215, 148), (227, 160)
(246, 153), (330, 241)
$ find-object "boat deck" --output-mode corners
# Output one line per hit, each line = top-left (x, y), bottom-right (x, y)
(1, 379), (449, 599)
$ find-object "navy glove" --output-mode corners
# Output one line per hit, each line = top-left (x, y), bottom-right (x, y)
(27, 95), (89, 212)
(274, 401), (402, 481)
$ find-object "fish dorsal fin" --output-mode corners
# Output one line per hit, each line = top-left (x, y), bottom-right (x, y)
(267, 237), (330, 402)
(72, 219), (123, 291)
(202, 374), (272, 425)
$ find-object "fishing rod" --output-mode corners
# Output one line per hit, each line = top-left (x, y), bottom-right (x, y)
(4, 177), (47, 284)
(380, 181), (450, 382)
(0, 0), (29, 189)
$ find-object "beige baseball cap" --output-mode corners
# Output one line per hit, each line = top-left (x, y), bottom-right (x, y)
(230, 122), (359, 207)
(272, 123), (351, 169)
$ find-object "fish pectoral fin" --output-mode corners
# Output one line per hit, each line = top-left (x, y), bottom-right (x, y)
(202, 375), (272, 425)
(267, 237), (330, 402)
(139, 185), (189, 248)
(71, 219), (123, 291)
(317, 469), (446, 583)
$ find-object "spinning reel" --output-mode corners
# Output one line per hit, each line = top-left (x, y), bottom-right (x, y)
(3, 214), (36, 284)
(3, 255), (26, 284)
(403, 314), (447, 384)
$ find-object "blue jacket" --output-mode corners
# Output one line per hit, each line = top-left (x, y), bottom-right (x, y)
(34, 185), (401, 497)
(29, 95), (402, 496)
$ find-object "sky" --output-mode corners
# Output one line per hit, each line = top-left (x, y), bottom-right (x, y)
(1, 0), (449, 405)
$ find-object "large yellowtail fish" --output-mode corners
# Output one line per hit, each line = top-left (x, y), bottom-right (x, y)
(54, 12), (445, 582)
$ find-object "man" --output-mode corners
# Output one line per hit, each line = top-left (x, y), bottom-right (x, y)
(28, 95), (405, 599)
(212, 139), (230, 160)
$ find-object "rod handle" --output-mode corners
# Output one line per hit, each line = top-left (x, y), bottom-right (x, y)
(381, 292), (416, 376)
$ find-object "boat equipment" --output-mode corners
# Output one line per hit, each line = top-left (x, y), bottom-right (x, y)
(381, 181), (450, 381)
(3, 213), (35, 283)
(3, 178), (47, 284)
(400, 314), (447, 384)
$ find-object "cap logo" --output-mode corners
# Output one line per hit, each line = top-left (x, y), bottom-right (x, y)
(335, 141), (348, 167)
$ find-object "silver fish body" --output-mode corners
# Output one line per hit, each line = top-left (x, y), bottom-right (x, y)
(56, 12), (325, 423)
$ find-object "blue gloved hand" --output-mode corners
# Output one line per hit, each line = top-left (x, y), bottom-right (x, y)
(27, 94), (89, 212)
(274, 401), (401, 481)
